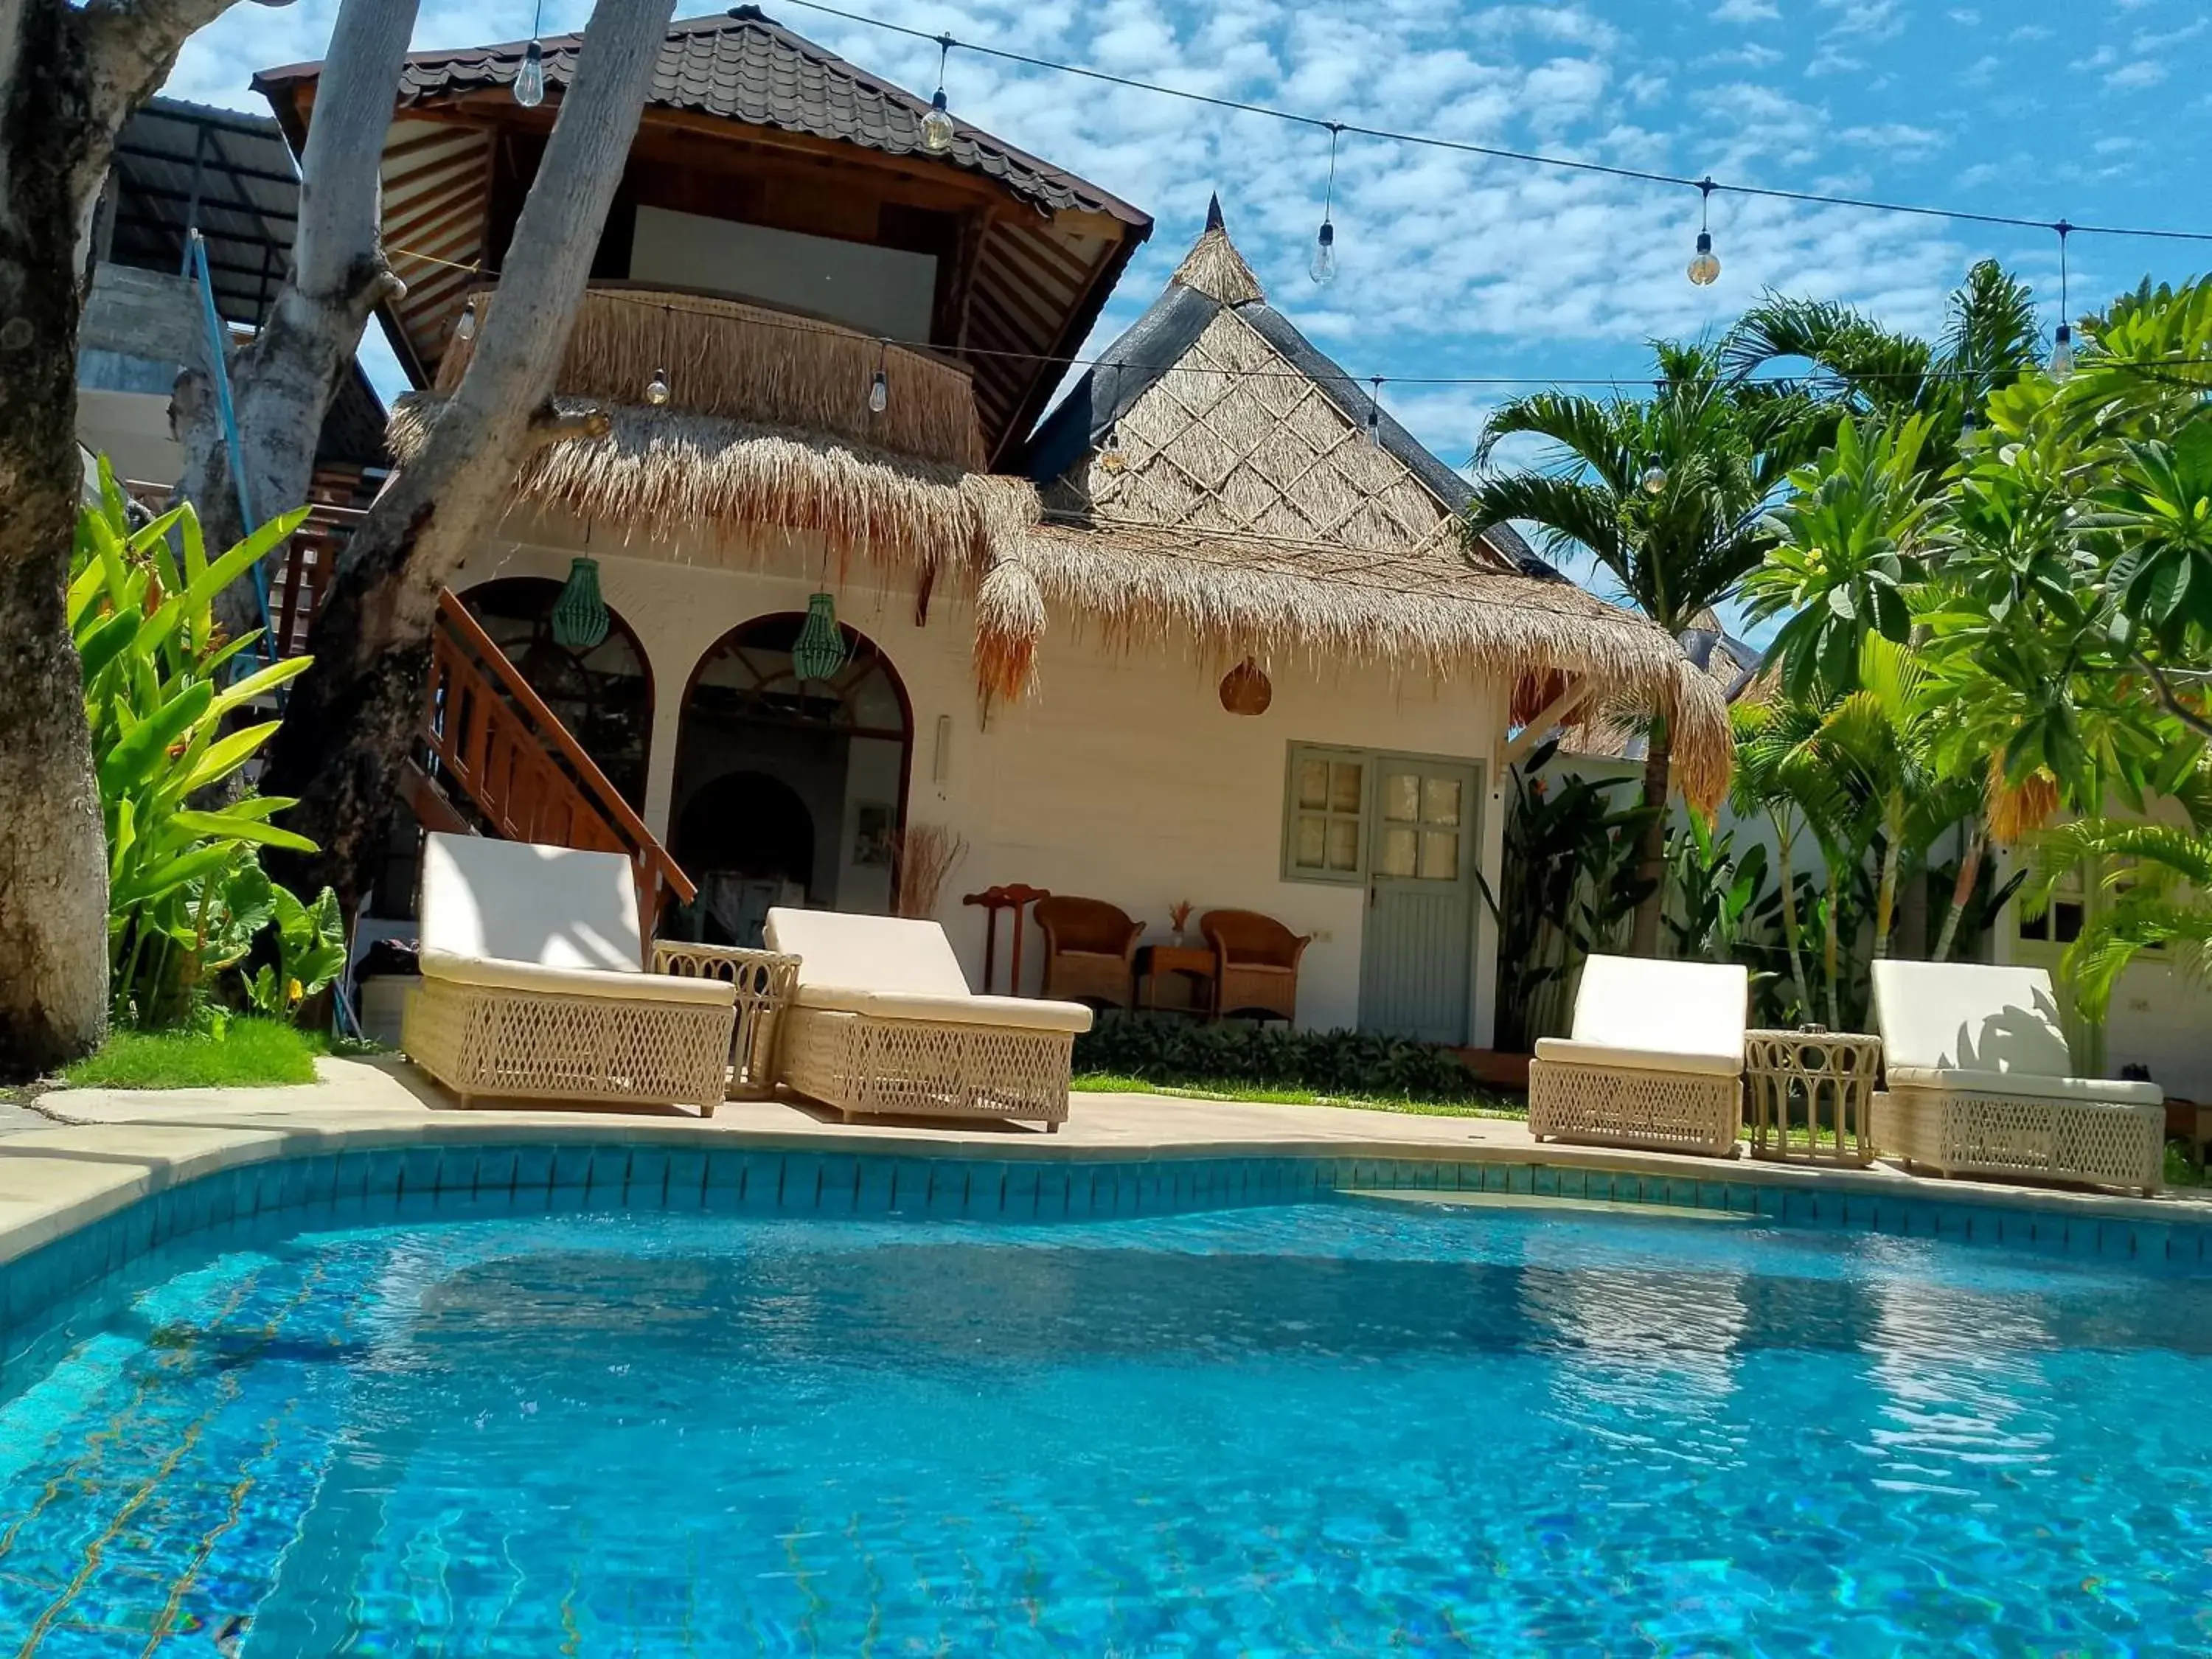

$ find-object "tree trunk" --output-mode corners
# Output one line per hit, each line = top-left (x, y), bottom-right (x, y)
(0, 0), (273, 1077)
(1871, 803), (1902, 961)
(1821, 871), (1842, 1030)
(1770, 809), (1815, 1024)
(1630, 717), (1671, 956)
(175, 0), (417, 636)
(1932, 818), (1985, 963)
(261, 0), (675, 917)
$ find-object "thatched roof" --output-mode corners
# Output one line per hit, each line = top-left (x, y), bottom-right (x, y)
(388, 393), (1034, 584)
(997, 200), (1731, 807)
(1557, 613), (1766, 767)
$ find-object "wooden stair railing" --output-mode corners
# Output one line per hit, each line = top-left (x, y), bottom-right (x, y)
(422, 588), (695, 939)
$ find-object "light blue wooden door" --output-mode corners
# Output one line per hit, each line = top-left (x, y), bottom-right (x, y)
(1358, 757), (1479, 1044)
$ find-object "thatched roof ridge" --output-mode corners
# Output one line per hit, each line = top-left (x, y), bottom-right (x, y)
(1023, 201), (1548, 580)
(388, 393), (1030, 581)
(987, 518), (1733, 810)
(1172, 194), (1265, 305)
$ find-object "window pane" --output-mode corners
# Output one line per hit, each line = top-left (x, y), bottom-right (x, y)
(1379, 826), (1418, 877)
(1382, 773), (1420, 822)
(1294, 815), (1327, 869)
(1329, 761), (1364, 815)
(1326, 818), (1360, 872)
(2053, 901), (2084, 944)
(1419, 830), (1460, 880)
(1296, 759), (1329, 811)
(1422, 777), (1462, 827)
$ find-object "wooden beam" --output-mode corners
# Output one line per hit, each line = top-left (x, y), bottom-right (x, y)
(1500, 681), (1597, 769)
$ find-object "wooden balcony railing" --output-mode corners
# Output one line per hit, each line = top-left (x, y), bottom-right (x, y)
(120, 479), (362, 660)
(422, 588), (695, 938)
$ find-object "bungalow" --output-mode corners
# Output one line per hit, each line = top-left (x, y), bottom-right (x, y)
(251, 7), (1726, 1050)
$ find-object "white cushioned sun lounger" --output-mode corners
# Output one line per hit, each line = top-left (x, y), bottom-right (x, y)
(1527, 955), (1749, 1156)
(1870, 960), (2162, 1194)
(403, 834), (735, 1111)
(763, 908), (1091, 1129)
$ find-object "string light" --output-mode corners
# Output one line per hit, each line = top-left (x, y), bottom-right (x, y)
(1366, 376), (1382, 445)
(868, 337), (889, 413)
(1098, 425), (1127, 473)
(2051, 220), (2076, 379)
(514, 1), (546, 108)
(1641, 463), (1667, 495)
(1311, 124), (1342, 288)
(390, 244), (2212, 394)
(646, 365), (670, 405)
(920, 33), (956, 154)
(1686, 178), (1720, 286)
(775, 0), (2212, 253)
(454, 296), (478, 341)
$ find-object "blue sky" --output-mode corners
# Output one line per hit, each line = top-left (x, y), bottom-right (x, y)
(164, 0), (2212, 600)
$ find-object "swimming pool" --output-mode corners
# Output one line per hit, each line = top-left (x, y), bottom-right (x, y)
(2, 1188), (2209, 1652)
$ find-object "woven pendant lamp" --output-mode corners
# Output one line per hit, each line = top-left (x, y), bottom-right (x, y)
(550, 557), (610, 650)
(793, 591), (849, 682)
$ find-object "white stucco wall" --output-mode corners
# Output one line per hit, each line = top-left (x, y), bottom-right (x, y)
(449, 519), (1511, 1042)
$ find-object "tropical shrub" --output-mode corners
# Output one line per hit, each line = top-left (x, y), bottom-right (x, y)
(70, 462), (331, 1028)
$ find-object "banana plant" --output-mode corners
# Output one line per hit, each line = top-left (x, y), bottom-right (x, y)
(71, 460), (316, 1023)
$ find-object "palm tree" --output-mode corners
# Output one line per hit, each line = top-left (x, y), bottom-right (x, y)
(2024, 820), (2212, 1018)
(1723, 259), (2042, 473)
(1464, 341), (1806, 954)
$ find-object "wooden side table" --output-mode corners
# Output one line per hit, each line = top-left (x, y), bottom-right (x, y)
(1745, 1029), (1883, 1166)
(1135, 943), (1217, 1018)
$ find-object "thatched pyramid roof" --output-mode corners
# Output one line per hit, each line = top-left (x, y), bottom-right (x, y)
(989, 198), (1731, 807)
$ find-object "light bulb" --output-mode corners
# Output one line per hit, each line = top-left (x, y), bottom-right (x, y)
(1959, 405), (1979, 448)
(868, 368), (888, 414)
(1310, 220), (1337, 286)
(514, 39), (546, 108)
(455, 297), (478, 342)
(1686, 230), (1720, 287)
(1640, 463), (1667, 495)
(1098, 428), (1126, 473)
(2050, 323), (2075, 379)
(645, 366), (669, 406)
(920, 89), (956, 154)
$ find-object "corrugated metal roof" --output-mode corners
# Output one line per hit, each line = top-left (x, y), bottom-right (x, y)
(255, 8), (1147, 230)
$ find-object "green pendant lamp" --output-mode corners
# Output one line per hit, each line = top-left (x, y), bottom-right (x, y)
(792, 590), (849, 682)
(550, 557), (610, 651)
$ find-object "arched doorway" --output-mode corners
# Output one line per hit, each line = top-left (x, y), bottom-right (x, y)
(670, 612), (911, 945)
(462, 575), (653, 810)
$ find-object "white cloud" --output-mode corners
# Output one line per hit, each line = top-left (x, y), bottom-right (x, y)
(1817, 0), (1907, 43)
(1711, 0), (1778, 21)
(2105, 60), (2170, 89)
(1837, 122), (1947, 159)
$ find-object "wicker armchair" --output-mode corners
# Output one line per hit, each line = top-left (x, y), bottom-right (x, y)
(1034, 896), (1143, 1009)
(1200, 909), (1310, 1024)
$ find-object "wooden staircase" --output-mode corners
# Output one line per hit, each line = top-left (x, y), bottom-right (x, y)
(416, 589), (695, 936)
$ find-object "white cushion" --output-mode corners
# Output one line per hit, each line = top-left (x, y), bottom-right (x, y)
(420, 950), (734, 1006)
(420, 833), (643, 973)
(1871, 961), (2074, 1077)
(1534, 1037), (1745, 1078)
(1565, 955), (1748, 1063)
(796, 985), (1093, 1033)
(1885, 1065), (2163, 1107)
(764, 908), (972, 997)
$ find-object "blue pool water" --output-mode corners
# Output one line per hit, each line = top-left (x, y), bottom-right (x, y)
(2, 1194), (2211, 1654)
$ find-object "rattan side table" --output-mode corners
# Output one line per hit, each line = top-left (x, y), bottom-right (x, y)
(650, 943), (801, 1099)
(1745, 1028), (1883, 1166)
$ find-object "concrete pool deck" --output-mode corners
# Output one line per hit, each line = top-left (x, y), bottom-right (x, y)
(0, 1054), (2202, 1268)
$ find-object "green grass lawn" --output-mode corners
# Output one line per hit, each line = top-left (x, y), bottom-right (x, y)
(61, 1018), (330, 1090)
(1071, 1071), (1526, 1119)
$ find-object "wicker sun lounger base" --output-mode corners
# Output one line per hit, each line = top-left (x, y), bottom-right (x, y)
(779, 1006), (1074, 1129)
(1874, 1088), (2163, 1195)
(405, 976), (734, 1112)
(1527, 1057), (1743, 1158)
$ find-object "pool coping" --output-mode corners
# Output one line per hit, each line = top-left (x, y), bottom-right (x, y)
(4, 1055), (2208, 1276)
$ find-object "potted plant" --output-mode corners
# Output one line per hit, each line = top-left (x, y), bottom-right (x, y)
(1168, 900), (1194, 949)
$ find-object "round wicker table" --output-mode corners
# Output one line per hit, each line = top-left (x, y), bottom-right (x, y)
(1744, 1028), (1884, 1166)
